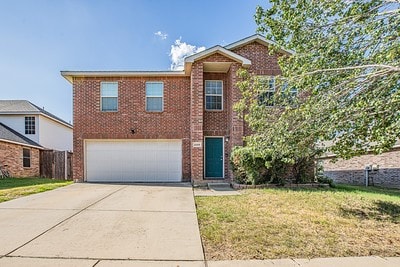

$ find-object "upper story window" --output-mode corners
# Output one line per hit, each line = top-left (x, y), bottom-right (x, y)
(258, 77), (298, 106)
(23, 148), (31, 168)
(146, 82), (163, 112)
(100, 82), (118, 112)
(258, 76), (276, 107)
(205, 80), (223, 110)
(25, 116), (35, 134)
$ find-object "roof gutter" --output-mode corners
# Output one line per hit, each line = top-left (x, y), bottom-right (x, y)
(0, 138), (44, 150)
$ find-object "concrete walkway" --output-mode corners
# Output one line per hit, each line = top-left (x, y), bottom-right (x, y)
(0, 183), (399, 266)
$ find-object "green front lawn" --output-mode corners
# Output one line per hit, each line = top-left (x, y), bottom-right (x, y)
(0, 177), (72, 203)
(195, 184), (400, 260)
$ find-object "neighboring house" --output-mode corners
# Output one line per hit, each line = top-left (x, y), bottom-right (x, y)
(0, 122), (42, 177)
(0, 100), (73, 151)
(320, 141), (400, 188)
(62, 34), (292, 183)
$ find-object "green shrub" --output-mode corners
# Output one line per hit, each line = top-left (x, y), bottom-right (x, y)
(231, 146), (315, 185)
(231, 147), (264, 185)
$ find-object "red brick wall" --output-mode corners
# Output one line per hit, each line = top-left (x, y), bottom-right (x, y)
(232, 41), (282, 76)
(322, 148), (400, 188)
(73, 76), (191, 181)
(190, 63), (204, 182)
(0, 141), (40, 177)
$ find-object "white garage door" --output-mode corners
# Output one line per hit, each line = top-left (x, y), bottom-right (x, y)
(86, 140), (182, 182)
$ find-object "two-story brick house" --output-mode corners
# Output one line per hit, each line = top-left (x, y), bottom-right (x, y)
(62, 34), (289, 183)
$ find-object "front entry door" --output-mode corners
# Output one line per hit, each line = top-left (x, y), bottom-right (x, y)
(205, 137), (223, 178)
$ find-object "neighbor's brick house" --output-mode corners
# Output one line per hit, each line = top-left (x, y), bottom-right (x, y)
(62, 35), (291, 183)
(321, 143), (400, 188)
(0, 100), (73, 178)
(0, 123), (42, 177)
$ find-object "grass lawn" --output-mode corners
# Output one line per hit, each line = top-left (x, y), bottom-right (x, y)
(0, 177), (72, 203)
(195, 184), (400, 260)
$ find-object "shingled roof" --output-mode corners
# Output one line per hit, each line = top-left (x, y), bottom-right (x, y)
(0, 122), (42, 148)
(0, 100), (72, 128)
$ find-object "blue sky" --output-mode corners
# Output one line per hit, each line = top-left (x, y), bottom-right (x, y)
(0, 0), (268, 123)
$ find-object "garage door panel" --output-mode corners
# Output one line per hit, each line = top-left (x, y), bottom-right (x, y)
(86, 140), (182, 182)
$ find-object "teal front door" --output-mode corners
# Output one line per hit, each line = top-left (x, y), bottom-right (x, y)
(205, 137), (224, 178)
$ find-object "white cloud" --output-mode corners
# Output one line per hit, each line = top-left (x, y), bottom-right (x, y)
(169, 38), (206, 70)
(154, 31), (168, 40)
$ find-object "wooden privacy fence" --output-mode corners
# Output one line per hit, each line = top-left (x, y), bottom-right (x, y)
(40, 150), (73, 180)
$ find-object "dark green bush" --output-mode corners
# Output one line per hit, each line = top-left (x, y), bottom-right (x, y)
(231, 146), (315, 185)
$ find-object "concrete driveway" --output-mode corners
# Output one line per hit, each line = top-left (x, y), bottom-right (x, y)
(0, 183), (205, 266)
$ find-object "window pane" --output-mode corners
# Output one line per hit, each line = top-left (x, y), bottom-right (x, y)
(206, 95), (222, 110)
(205, 80), (222, 95)
(23, 148), (30, 157)
(101, 82), (118, 97)
(146, 82), (163, 96)
(146, 97), (162, 111)
(206, 96), (212, 109)
(23, 158), (30, 168)
(102, 97), (118, 111)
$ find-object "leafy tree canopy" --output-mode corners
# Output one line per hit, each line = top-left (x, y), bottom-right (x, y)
(238, 0), (400, 161)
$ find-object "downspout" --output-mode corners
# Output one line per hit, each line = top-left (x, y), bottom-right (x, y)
(365, 165), (371, 187)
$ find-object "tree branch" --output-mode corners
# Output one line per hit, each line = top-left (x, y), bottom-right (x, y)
(302, 64), (400, 76)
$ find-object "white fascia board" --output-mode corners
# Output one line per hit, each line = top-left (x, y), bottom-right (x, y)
(0, 139), (43, 150)
(61, 71), (187, 83)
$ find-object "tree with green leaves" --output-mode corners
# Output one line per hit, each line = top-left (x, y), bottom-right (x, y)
(232, 0), (399, 184)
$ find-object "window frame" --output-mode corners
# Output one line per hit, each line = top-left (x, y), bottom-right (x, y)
(145, 81), (164, 112)
(205, 80), (223, 111)
(22, 148), (31, 168)
(24, 116), (35, 135)
(100, 82), (118, 112)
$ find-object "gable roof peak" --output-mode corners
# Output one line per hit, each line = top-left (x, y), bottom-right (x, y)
(224, 34), (294, 54)
(183, 45), (251, 74)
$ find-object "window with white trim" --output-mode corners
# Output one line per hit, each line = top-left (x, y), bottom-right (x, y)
(258, 76), (276, 107)
(25, 116), (35, 134)
(100, 82), (118, 112)
(205, 80), (223, 110)
(146, 82), (163, 112)
(23, 148), (31, 168)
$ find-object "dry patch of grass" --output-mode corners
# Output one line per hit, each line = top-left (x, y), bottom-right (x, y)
(195, 185), (400, 260)
(0, 177), (72, 203)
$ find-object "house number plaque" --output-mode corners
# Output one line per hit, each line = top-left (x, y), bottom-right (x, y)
(192, 142), (202, 148)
